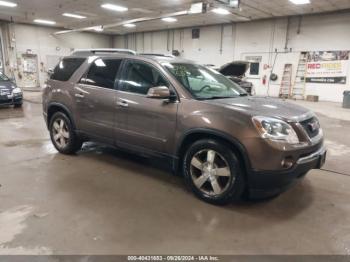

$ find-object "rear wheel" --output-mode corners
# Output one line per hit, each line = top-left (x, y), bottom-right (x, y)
(183, 139), (245, 205)
(49, 112), (82, 154)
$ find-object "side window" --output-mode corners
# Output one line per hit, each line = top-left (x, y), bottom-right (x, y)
(120, 61), (169, 95)
(51, 58), (85, 81)
(81, 59), (122, 89)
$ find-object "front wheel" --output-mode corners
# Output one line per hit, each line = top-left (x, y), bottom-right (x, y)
(49, 112), (82, 154)
(183, 139), (245, 205)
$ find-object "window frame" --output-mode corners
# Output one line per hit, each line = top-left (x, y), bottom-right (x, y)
(79, 57), (124, 90)
(117, 59), (177, 98)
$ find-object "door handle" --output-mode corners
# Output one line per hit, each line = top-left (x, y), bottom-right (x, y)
(116, 100), (129, 108)
(75, 93), (85, 98)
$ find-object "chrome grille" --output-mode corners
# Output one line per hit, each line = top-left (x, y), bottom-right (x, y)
(0, 88), (11, 96)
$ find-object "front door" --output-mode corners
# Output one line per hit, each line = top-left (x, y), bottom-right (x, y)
(75, 58), (122, 142)
(115, 60), (178, 154)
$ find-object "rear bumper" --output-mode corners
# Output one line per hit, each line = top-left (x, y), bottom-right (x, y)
(248, 146), (326, 198)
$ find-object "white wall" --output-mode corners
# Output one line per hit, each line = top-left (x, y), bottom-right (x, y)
(2, 23), (112, 88)
(113, 12), (350, 102)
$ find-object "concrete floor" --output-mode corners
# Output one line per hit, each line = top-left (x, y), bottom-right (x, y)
(0, 97), (350, 255)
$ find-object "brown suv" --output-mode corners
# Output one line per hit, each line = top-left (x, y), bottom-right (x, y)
(42, 49), (326, 205)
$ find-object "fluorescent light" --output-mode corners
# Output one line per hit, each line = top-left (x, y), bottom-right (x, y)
(101, 3), (128, 12)
(0, 0), (17, 7)
(289, 0), (310, 4)
(212, 8), (231, 15)
(93, 26), (104, 32)
(189, 2), (204, 14)
(123, 23), (136, 28)
(229, 0), (240, 8)
(33, 19), (56, 25)
(62, 13), (86, 19)
(161, 17), (177, 23)
(86, 26), (104, 32)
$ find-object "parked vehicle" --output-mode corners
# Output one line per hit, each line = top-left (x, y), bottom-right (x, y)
(218, 61), (254, 95)
(42, 50), (326, 205)
(0, 72), (23, 107)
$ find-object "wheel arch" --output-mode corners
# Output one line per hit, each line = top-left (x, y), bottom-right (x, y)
(47, 103), (76, 129)
(175, 129), (252, 176)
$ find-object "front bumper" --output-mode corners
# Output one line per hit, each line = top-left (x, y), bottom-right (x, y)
(248, 146), (326, 198)
(0, 94), (23, 105)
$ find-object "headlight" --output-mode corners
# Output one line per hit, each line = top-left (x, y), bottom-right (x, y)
(252, 116), (299, 144)
(12, 87), (22, 94)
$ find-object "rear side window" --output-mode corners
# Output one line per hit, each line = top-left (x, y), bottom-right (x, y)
(51, 58), (85, 81)
(81, 59), (122, 89)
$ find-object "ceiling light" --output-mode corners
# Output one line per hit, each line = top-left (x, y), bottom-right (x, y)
(161, 17), (177, 23)
(123, 23), (136, 28)
(101, 3), (128, 12)
(289, 0), (310, 4)
(0, 0), (17, 7)
(33, 19), (56, 25)
(92, 26), (104, 32)
(62, 13), (87, 19)
(212, 8), (230, 15)
(189, 2), (204, 14)
(229, 0), (240, 8)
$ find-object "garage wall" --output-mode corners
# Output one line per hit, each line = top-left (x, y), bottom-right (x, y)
(1, 23), (112, 89)
(113, 11), (350, 102)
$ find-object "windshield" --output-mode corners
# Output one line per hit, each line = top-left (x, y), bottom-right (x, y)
(162, 62), (247, 100)
(0, 73), (10, 81)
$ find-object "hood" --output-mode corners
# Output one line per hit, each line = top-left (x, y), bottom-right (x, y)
(0, 81), (14, 91)
(219, 61), (250, 77)
(205, 96), (313, 122)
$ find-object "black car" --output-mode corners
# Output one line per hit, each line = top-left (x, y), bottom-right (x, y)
(0, 73), (23, 107)
(210, 61), (254, 95)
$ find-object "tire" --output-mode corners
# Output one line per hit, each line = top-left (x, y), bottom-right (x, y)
(183, 139), (245, 205)
(49, 111), (82, 154)
(14, 103), (22, 108)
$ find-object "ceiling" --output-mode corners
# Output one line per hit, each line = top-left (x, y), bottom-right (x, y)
(0, 0), (349, 34)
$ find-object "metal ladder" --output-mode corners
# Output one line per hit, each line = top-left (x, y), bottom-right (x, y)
(279, 64), (293, 99)
(291, 52), (307, 100)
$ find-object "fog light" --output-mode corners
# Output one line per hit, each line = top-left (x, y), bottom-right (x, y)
(281, 157), (294, 169)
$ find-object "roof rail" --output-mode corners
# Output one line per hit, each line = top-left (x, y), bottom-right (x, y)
(139, 53), (175, 58)
(72, 48), (136, 56)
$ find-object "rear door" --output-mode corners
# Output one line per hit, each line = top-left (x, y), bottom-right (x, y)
(74, 58), (122, 142)
(114, 59), (178, 154)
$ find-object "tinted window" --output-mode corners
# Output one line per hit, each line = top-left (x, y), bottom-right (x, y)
(82, 59), (122, 89)
(51, 58), (85, 81)
(120, 61), (169, 95)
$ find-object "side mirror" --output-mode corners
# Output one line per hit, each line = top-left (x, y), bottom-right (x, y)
(147, 86), (171, 99)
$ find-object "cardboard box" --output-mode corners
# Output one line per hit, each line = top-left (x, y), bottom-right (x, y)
(306, 95), (319, 102)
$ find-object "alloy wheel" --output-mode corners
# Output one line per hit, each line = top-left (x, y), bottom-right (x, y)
(190, 149), (234, 196)
(52, 118), (70, 149)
